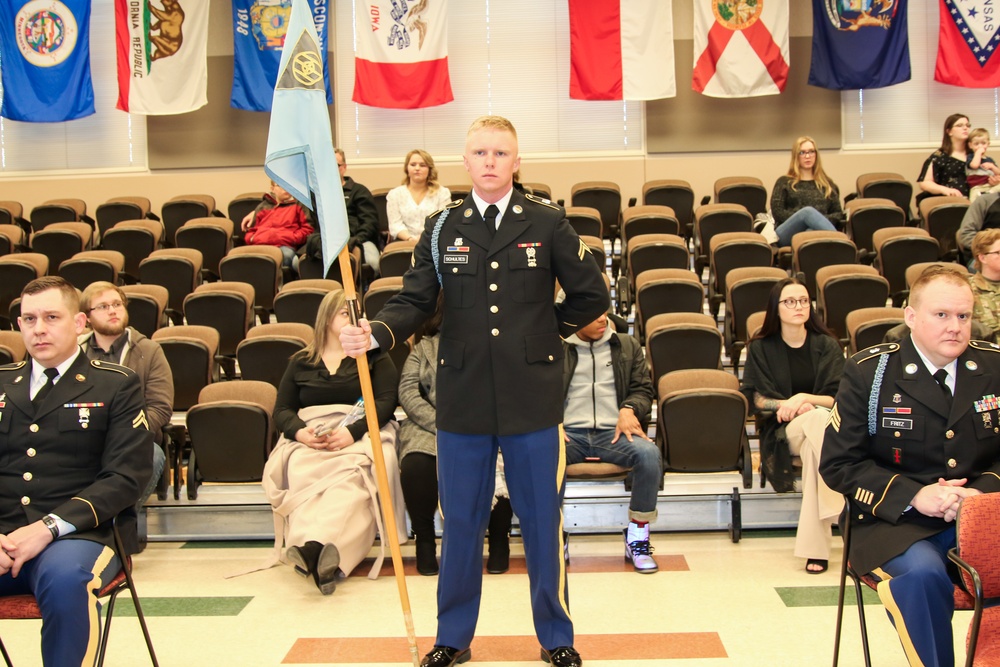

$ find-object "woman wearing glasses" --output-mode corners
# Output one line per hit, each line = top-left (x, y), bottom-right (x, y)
(769, 136), (845, 247)
(740, 278), (845, 573)
(970, 228), (1000, 342)
(918, 113), (971, 202)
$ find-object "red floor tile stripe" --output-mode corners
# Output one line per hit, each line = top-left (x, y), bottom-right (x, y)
(348, 554), (688, 577)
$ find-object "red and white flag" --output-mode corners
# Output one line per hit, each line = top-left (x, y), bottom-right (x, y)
(934, 0), (1000, 88)
(569, 0), (675, 101)
(692, 0), (789, 98)
(353, 0), (453, 109)
(115, 0), (209, 114)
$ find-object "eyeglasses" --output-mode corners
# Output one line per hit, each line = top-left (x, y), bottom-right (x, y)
(983, 251), (1000, 258)
(798, 149), (817, 156)
(90, 301), (124, 313)
(780, 297), (811, 309)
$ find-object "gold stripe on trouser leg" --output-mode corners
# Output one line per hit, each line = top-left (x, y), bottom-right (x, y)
(80, 545), (116, 667)
(556, 424), (572, 621)
(871, 567), (926, 667)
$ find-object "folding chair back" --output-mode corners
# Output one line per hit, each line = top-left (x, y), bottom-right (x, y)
(872, 227), (940, 305)
(645, 312), (722, 383)
(364, 277), (404, 320)
(571, 181), (622, 239)
(122, 284), (168, 338)
(161, 194), (216, 247)
(152, 325), (220, 411)
(220, 245), (284, 321)
(565, 206), (603, 239)
(919, 196), (970, 261)
(138, 248), (203, 323)
(857, 172), (913, 220)
(102, 220), (163, 282)
(816, 264), (889, 342)
(693, 203), (753, 276)
(791, 231), (858, 298)
(0, 331), (26, 364)
(643, 179), (695, 239)
(59, 250), (125, 290)
(845, 198), (907, 259)
(273, 279), (342, 325)
(714, 176), (767, 218)
(846, 307), (905, 355)
(175, 217), (234, 281)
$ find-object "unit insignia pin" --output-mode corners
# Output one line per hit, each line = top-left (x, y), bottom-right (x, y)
(512, 205), (523, 214)
(75, 374), (85, 382)
(905, 363), (918, 374)
(464, 208), (473, 218)
(893, 393), (902, 404)
(967, 360), (978, 371)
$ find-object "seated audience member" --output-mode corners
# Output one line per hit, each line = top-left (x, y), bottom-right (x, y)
(965, 127), (1000, 201)
(957, 190), (1000, 262)
(79, 282), (173, 521)
(740, 278), (845, 573)
(969, 228), (1000, 342)
(769, 136), (844, 247)
(562, 310), (660, 573)
(0, 277), (152, 665)
(241, 179), (315, 273)
(397, 298), (513, 576)
(265, 289), (405, 595)
(918, 113), (972, 203)
(821, 265), (1000, 666)
(386, 149), (453, 241)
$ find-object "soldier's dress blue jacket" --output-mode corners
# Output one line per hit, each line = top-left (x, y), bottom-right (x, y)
(369, 188), (609, 652)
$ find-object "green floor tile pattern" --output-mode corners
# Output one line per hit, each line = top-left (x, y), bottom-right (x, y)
(776, 586), (880, 607)
(112, 596), (253, 617)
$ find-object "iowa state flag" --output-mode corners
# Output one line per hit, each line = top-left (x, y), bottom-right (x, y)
(353, 0), (453, 109)
(115, 0), (209, 114)
(0, 0), (94, 122)
(693, 0), (789, 98)
(231, 0), (332, 112)
(569, 0), (675, 101)
(809, 0), (910, 90)
(935, 0), (1000, 88)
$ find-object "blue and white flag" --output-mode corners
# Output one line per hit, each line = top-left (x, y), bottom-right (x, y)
(231, 0), (332, 111)
(264, 0), (347, 277)
(808, 0), (910, 91)
(0, 0), (94, 122)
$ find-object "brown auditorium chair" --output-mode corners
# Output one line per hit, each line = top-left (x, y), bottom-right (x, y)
(571, 181), (621, 239)
(183, 281), (255, 379)
(138, 248), (203, 325)
(693, 203), (753, 277)
(620, 205), (679, 275)
(714, 176), (768, 218)
(746, 310), (766, 341)
(273, 278), (342, 325)
(364, 276), (404, 320)
(371, 187), (391, 249)
(634, 268), (704, 343)
(220, 245), (284, 323)
(791, 231), (858, 298)
(619, 233), (689, 316)
(380, 239), (418, 278)
(0, 253), (48, 328)
(95, 196), (153, 241)
(565, 206), (603, 239)
(175, 216), (234, 281)
(643, 179), (695, 240)
(724, 266), (787, 373)
(856, 172), (913, 221)
(184, 380), (277, 500)
(30, 221), (93, 273)
(845, 197), (907, 261)
(905, 261), (969, 295)
(846, 307), (905, 355)
(101, 219), (164, 283)
(645, 312), (722, 384)
(0, 225), (26, 257)
(152, 324), (220, 412)
(445, 184), (471, 202)
(0, 201), (29, 235)
(919, 195), (969, 260)
(122, 284), (169, 338)
(7, 299), (20, 332)
(227, 192), (265, 227)
(708, 231), (772, 318)
(299, 245), (361, 284)
(816, 264), (890, 344)
(58, 250), (125, 291)
(237, 323), (312, 389)
(160, 194), (218, 247)
(872, 227), (940, 306)
(29, 197), (88, 232)
(523, 182), (552, 200)
(656, 369), (752, 541)
(0, 331), (26, 364)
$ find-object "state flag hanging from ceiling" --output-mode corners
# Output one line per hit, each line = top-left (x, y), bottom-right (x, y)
(692, 0), (789, 98)
(0, 0), (95, 122)
(353, 0), (453, 109)
(809, 0), (910, 90)
(569, 0), (676, 101)
(934, 0), (1000, 88)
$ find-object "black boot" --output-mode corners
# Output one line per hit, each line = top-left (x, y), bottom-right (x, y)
(287, 541), (340, 595)
(486, 497), (512, 574)
(415, 537), (439, 576)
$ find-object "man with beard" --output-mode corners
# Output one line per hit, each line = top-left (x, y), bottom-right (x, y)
(79, 283), (173, 525)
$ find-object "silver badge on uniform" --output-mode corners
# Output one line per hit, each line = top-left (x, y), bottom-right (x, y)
(905, 363), (918, 374)
(454, 237), (464, 245)
(526, 246), (537, 268)
(893, 393), (902, 404)
(78, 407), (90, 429)
(967, 360), (979, 370)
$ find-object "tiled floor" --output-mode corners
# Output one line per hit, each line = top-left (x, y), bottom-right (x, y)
(0, 530), (970, 666)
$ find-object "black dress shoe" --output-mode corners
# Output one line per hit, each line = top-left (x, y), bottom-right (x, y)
(286, 542), (319, 578)
(420, 646), (471, 666)
(416, 538), (439, 576)
(541, 646), (582, 667)
(314, 543), (340, 595)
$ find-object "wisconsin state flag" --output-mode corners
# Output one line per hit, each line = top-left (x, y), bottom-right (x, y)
(934, 0), (1000, 88)
(0, 0), (95, 122)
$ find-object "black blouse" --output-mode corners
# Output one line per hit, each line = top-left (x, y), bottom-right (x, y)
(918, 151), (969, 197)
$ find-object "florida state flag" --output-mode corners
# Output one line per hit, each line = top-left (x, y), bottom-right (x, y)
(934, 0), (1000, 88)
(692, 0), (789, 98)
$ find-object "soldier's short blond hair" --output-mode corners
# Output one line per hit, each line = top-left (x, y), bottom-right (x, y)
(467, 115), (518, 140)
(909, 264), (973, 308)
(973, 228), (1000, 271)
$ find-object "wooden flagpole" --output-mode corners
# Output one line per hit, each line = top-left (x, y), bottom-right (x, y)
(335, 246), (421, 667)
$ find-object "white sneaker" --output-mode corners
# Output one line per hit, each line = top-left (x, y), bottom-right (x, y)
(624, 521), (658, 573)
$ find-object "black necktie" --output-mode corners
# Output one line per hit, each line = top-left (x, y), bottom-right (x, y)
(32, 367), (59, 410)
(933, 368), (953, 405)
(484, 204), (499, 239)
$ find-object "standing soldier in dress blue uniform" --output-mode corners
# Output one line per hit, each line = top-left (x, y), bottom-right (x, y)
(340, 116), (608, 667)
(821, 265), (1000, 666)
(0, 277), (152, 666)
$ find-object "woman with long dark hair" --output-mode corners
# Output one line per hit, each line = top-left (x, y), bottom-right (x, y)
(918, 113), (972, 201)
(740, 278), (845, 573)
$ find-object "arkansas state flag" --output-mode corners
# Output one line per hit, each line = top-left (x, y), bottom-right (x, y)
(934, 0), (1000, 88)
(353, 0), (453, 109)
(0, 0), (94, 122)
(115, 0), (209, 114)
(693, 0), (789, 98)
(231, 0), (333, 112)
(809, 0), (910, 90)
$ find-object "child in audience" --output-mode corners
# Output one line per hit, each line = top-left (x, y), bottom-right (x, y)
(241, 180), (315, 272)
(967, 128), (1000, 201)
